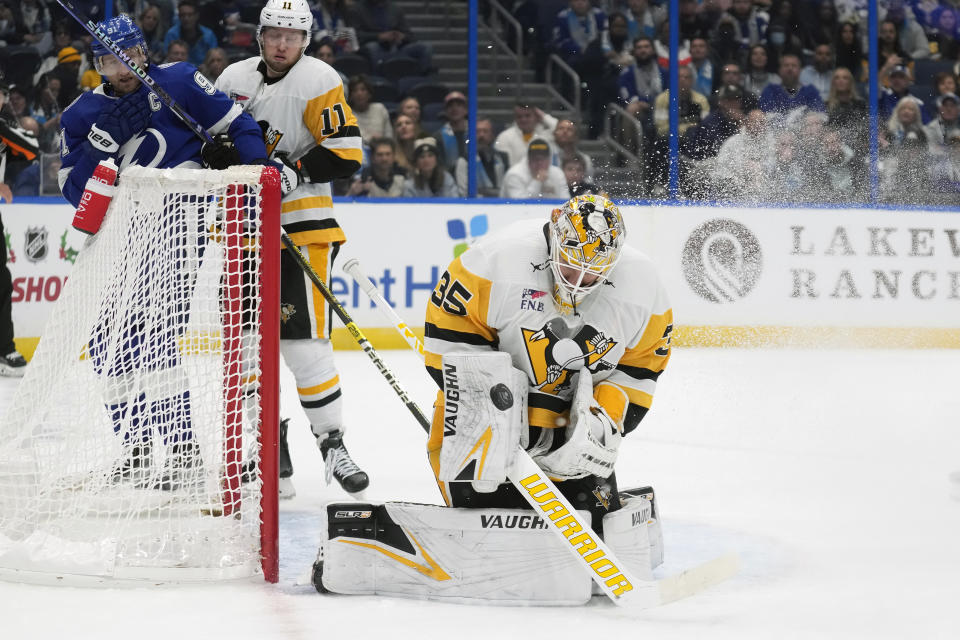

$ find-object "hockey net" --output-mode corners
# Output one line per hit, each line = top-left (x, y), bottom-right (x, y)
(0, 166), (280, 583)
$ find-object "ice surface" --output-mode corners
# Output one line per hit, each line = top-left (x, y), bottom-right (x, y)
(2, 347), (959, 639)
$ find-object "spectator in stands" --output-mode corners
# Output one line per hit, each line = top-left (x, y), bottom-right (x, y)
(743, 44), (780, 97)
(435, 91), (468, 173)
(349, 75), (392, 144)
(722, 0), (769, 52)
(5, 86), (28, 122)
(800, 43), (836, 101)
(819, 128), (859, 200)
(930, 7), (960, 61)
(561, 155), (599, 197)
(876, 19), (913, 80)
(759, 54), (825, 113)
(826, 67), (867, 142)
(552, 0), (610, 68)
(618, 37), (663, 135)
(689, 37), (714, 98)
(835, 19), (865, 79)
(683, 83), (746, 160)
(19, 0), (53, 56)
(458, 117), (509, 197)
(653, 19), (690, 69)
(403, 137), (460, 197)
(396, 96), (419, 124)
(883, 126), (931, 203)
(200, 48), (228, 83)
(653, 65), (710, 138)
(0, 2), (25, 48)
(714, 63), (758, 110)
(314, 38), (351, 91)
(47, 47), (85, 109)
(30, 73), (60, 152)
(884, 0), (931, 60)
(713, 108), (770, 200)
(138, 4), (168, 65)
(494, 103), (559, 168)
(347, 137), (406, 197)
(802, 0), (839, 52)
(552, 118), (594, 180)
(924, 92), (960, 151)
(929, 130), (960, 198)
(392, 113), (425, 171)
(165, 39), (190, 63)
(162, 0), (218, 67)
(678, 0), (714, 42)
(884, 96), (926, 154)
(33, 24), (82, 85)
(350, 0), (433, 75)
(879, 64), (922, 122)
(624, 0), (664, 41)
(312, 0), (359, 53)
(927, 71), (959, 120)
(708, 12), (742, 71)
(500, 138), (568, 199)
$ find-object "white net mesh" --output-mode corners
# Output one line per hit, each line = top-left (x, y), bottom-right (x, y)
(0, 166), (275, 582)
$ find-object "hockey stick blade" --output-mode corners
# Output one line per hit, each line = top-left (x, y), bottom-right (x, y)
(344, 258), (739, 608)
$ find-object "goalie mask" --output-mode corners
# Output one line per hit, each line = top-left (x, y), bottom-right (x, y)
(258, 0), (312, 63)
(91, 15), (149, 74)
(548, 195), (625, 309)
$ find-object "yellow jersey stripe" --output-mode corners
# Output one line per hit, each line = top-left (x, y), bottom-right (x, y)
(298, 375), (340, 396)
(281, 196), (334, 213)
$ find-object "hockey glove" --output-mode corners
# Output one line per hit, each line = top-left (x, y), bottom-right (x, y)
(88, 85), (153, 156)
(201, 133), (241, 170)
(269, 152), (302, 195)
(532, 371), (622, 480)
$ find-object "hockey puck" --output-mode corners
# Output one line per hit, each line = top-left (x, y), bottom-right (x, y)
(489, 383), (514, 410)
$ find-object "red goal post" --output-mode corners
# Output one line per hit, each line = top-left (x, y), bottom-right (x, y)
(0, 165), (280, 584)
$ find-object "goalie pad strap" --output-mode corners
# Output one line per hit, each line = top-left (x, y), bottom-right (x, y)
(320, 502), (592, 605)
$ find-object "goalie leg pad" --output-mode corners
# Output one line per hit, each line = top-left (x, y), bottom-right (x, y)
(601, 488), (663, 582)
(438, 352), (528, 492)
(319, 501), (591, 605)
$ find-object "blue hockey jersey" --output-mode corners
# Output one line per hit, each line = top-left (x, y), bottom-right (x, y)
(58, 62), (265, 206)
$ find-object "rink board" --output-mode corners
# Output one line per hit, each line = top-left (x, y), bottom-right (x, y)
(4, 200), (959, 355)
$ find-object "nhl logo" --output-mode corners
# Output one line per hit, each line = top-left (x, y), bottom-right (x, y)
(24, 227), (49, 263)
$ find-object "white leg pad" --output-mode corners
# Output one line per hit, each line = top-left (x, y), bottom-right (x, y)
(601, 494), (662, 581)
(320, 502), (592, 605)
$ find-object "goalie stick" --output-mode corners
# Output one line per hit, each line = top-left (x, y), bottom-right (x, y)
(343, 257), (740, 608)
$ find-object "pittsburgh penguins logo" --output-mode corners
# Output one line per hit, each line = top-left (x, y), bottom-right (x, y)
(521, 318), (617, 394)
(280, 303), (296, 324)
(257, 119), (284, 157)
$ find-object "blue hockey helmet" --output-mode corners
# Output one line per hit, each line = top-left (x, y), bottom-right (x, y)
(91, 15), (147, 59)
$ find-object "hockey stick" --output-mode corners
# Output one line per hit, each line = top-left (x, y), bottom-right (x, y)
(344, 257), (740, 608)
(56, 0), (214, 145)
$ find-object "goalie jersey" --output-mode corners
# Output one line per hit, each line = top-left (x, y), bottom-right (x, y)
(216, 56), (362, 246)
(425, 218), (673, 443)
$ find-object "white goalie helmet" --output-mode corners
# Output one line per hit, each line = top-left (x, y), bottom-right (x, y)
(548, 194), (626, 307)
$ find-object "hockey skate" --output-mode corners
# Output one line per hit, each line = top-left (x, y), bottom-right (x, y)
(278, 418), (296, 499)
(0, 350), (27, 377)
(319, 430), (369, 494)
(110, 442), (153, 486)
(153, 441), (205, 491)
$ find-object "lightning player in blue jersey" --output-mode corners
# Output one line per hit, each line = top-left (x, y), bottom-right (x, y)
(58, 15), (270, 489)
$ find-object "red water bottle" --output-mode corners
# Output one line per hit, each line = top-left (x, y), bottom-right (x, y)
(72, 158), (118, 235)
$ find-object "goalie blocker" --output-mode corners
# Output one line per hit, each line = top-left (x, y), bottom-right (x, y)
(314, 488), (662, 605)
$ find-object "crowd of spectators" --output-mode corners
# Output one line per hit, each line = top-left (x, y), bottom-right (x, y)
(2, 0), (960, 204)
(499, 0), (960, 202)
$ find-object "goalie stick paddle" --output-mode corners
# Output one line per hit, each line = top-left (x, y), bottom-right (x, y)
(56, 0), (215, 145)
(343, 257), (741, 609)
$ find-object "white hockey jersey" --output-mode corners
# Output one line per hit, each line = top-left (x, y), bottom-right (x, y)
(216, 55), (362, 246)
(424, 218), (673, 437)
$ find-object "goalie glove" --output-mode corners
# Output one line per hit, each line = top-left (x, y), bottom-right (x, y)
(533, 370), (622, 480)
(269, 152), (302, 195)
